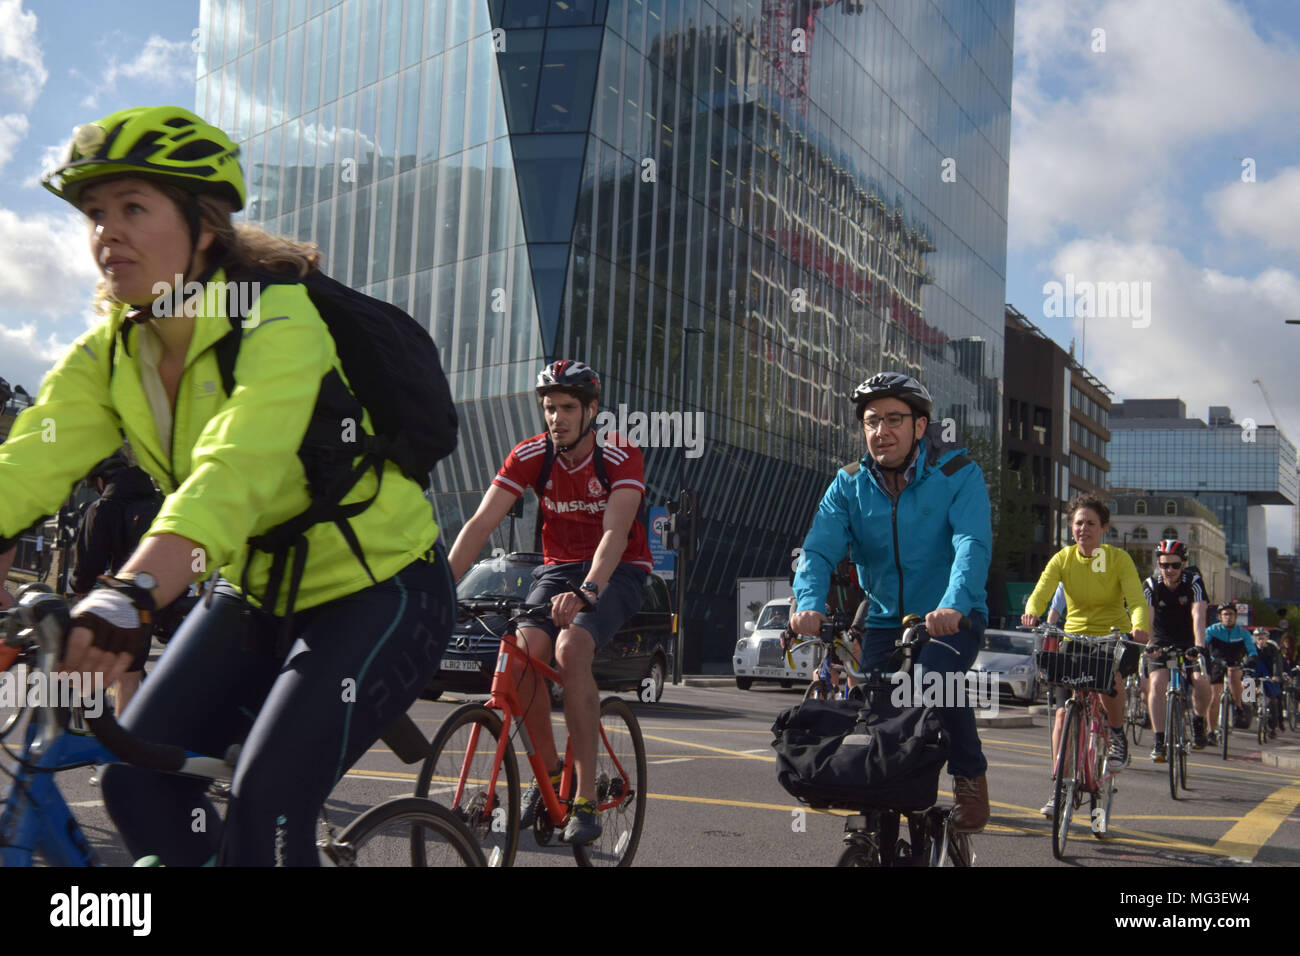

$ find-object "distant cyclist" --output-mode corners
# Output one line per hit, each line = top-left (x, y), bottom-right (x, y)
(1251, 627), (1283, 737)
(447, 360), (651, 845)
(1206, 604), (1256, 739)
(1023, 495), (1150, 818)
(1142, 540), (1210, 758)
(790, 372), (993, 832)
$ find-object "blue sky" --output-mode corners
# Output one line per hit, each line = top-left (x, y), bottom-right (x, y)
(3, 0), (1300, 546)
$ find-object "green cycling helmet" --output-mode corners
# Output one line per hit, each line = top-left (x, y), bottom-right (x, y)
(42, 105), (245, 211)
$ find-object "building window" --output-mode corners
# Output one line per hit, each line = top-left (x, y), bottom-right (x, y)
(1107, 527), (1119, 539)
(1135, 500), (1147, 515)
(1164, 500), (1177, 515)
(1162, 527), (1178, 540)
(1132, 526), (1149, 540)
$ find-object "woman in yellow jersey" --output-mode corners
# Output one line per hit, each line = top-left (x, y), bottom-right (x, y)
(0, 106), (454, 864)
(1021, 494), (1149, 817)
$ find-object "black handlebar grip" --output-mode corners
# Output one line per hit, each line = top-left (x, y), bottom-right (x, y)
(85, 710), (188, 774)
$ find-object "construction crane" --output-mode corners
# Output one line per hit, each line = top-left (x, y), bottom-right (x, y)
(1253, 378), (1286, 432)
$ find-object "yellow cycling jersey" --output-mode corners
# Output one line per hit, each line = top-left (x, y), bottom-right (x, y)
(1025, 544), (1150, 637)
(0, 268), (438, 613)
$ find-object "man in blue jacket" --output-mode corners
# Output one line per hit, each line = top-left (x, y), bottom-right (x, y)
(790, 372), (993, 831)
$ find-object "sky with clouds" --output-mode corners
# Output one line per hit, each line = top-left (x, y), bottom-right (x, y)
(2, 0), (1300, 547)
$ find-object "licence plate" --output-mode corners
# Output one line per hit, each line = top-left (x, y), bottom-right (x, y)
(441, 660), (481, 673)
(754, 667), (787, 677)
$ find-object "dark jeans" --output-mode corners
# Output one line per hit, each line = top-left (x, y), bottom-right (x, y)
(101, 544), (454, 866)
(861, 611), (988, 779)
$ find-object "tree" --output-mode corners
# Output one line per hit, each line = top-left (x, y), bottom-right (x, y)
(964, 432), (1035, 619)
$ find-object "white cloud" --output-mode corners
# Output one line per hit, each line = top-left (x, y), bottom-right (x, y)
(0, 112), (27, 172)
(0, 321), (69, 397)
(1009, 0), (1300, 248)
(0, 0), (47, 112)
(0, 206), (101, 319)
(1207, 164), (1300, 257)
(82, 35), (197, 110)
(1039, 239), (1300, 440)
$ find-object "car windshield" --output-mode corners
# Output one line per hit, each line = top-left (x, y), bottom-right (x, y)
(983, 632), (1035, 655)
(457, 558), (532, 600)
(756, 604), (791, 630)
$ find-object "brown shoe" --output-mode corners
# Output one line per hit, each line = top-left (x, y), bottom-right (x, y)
(949, 775), (989, 833)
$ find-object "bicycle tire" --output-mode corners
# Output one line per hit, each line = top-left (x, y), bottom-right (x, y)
(1093, 762), (1115, 840)
(1220, 689), (1231, 760)
(837, 838), (881, 867)
(803, 679), (830, 703)
(572, 696), (647, 867)
(1167, 692), (1181, 799)
(332, 797), (485, 867)
(415, 703), (520, 868)
(1289, 689), (1298, 732)
(1052, 699), (1078, 860)
(1126, 678), (1144, 746)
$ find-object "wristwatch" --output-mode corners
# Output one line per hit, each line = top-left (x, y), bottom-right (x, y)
(581, 581), (601, 604)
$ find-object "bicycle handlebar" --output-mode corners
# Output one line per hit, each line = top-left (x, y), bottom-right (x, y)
(781, 612), (970, 680)
(456, 585), (596, 625)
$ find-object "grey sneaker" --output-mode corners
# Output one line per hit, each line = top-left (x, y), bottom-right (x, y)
(518, 770), (562, 830)
(561, 798), (602, 845)
(1040, 788), (1057, 818)
(1107, 727), (1129, 769)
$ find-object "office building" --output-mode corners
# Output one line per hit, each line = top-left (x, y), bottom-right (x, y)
(203, 0), (1015, 668)
(1109, 400), (1298, 596)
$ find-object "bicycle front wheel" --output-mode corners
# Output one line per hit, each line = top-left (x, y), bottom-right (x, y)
(573, 696), (647, 867)
(837, 836), (881, 867)
(1220, 690), (1231, 760)
(1052, 700), (1079, 860)
(1127, 679), (1144, 745)
(332, 797), (485, 866)
(1166, 692), (1182, 799)
(415, 704), (520, 868)
(1289, 689), (1298, 732)
(1258, 694), (1269, 746)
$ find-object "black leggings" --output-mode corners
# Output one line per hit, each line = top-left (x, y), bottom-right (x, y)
(100, 545), (453, 866)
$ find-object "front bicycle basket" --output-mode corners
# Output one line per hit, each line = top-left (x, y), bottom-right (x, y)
(1035, 637), (1130, 692)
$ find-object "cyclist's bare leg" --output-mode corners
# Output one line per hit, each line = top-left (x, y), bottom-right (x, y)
(555, 625), (598, 802)
(1191, 671), (1211, 718)
(1148, 666), (1170, 733)
(1103, 673), (1124, 728)
(1229, 667), (1244, 709)
(115, 671), (142, 718)
(1209, 681), (1224, 732)
(515, 625), (560, 775)
(1050, 699), (1066, 770)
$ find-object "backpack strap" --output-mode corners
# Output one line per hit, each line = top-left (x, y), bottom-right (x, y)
(531, 436), (557, 553)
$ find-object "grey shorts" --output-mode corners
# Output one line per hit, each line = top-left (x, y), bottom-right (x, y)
(524, 562), (648, 649)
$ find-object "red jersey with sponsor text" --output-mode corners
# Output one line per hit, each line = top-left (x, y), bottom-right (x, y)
(493, 433), (653, 571)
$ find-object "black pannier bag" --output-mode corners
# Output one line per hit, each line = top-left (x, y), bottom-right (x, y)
(771, 698), (948, 811)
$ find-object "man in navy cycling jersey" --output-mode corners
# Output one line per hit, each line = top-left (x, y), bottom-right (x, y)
(790, 372), (993, 832)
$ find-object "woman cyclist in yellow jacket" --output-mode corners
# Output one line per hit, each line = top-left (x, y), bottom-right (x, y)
(1022, 494), (1149, 818)
(0, 106), (454, 865)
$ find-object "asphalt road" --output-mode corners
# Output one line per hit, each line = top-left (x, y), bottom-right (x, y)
(40, 679), (1300, 870)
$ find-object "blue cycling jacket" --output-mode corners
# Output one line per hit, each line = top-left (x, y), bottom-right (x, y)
(1207, 622), (1257, 657)
(792, 432), (992, 629)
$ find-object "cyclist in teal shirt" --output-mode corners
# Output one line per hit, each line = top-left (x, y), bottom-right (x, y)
(1206, 604), (1256, 738)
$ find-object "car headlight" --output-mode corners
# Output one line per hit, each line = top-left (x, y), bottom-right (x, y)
(735, 640), (747, 651)
(1011, 664), (1030, 675)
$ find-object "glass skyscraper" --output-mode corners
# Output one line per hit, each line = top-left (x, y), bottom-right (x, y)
(202, 0), (1014, 668)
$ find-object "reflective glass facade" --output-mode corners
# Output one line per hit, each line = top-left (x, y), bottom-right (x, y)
(1109, 424), (1297, 571)
(206, 0), (1014, 668)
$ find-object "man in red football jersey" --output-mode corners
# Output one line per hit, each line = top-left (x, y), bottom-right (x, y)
(448, 360), (652, 844)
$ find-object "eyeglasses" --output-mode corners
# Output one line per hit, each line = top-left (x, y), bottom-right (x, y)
(862, 412), (915, 431)
(1159, 562), (1183, 569)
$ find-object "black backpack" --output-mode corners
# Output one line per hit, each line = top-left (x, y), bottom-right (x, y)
(110, 266), (458, 642)
(530, 436), (649, 553)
